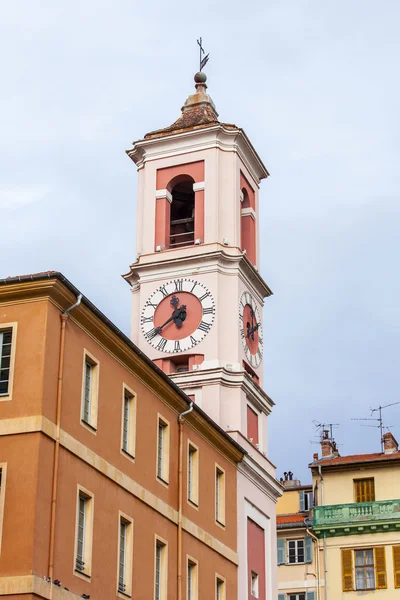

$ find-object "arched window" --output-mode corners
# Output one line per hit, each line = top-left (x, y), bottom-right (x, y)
(169, 177), (195, 248)
(240, 187), (256, 264)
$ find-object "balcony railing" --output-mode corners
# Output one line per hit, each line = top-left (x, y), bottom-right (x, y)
(313, 499), (400, 538)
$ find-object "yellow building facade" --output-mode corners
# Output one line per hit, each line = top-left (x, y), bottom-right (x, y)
(277, 474), (323, 600)
(310, 431), (400, 598)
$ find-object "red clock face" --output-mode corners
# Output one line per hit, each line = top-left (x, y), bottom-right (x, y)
(239, 291), (263, 368)
(141, 279), (216, 353)
(153, 292), (202, 341)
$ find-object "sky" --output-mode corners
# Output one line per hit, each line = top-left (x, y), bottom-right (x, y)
(1, 1), (399, 481)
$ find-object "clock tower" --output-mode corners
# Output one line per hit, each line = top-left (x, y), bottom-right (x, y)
(124, 72), (281, 599)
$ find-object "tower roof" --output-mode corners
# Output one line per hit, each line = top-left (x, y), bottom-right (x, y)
(144, 72), (236, 140)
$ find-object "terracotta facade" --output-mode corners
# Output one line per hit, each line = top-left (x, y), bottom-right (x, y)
(0, 274), (243, 600)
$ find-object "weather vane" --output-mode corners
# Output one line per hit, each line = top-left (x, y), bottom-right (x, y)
(197, 37), (210, 72)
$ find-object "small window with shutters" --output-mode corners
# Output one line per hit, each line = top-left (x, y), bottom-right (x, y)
(354, 478), (375, 503)
(342, 547), (387, 592)
(393, 546), (400, 588)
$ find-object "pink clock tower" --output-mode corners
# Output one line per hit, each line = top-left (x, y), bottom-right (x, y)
(124, 72), (282, 599)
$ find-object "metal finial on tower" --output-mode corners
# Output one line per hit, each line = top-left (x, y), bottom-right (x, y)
(197, 37), (210, 72)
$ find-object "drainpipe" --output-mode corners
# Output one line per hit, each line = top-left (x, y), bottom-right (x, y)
(304, 519), (320, 600)
(318, 465), (328, 600)
(48, 294), (82, 585)
(177, 402), (194, 600)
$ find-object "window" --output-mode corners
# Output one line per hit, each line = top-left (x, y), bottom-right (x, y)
(118, 514), (133, 596)
(81, 351), (99, 431)
(75, 488), (93, 577)
(299, 490), (313, 511)
(187, 558), (198, 600)
(289, 594), (305, 600)
(121, 386), (136, 458)
(0, 328), (13, 397)
(0, 465), (7, 553)
(354, 478), (375, 502)
(157, 417), (170, 484)
(251, 571), (259, 598)
(188, 443), (199, 506)
(341, 547), (387, 592)
(288, 539), (304, 564)
(355, 549), (375, 590)
(216, 576), (225, 600)
(155, 538), (167, 600)
(247, 405), (259, 445)
(215, 466), (225, 526)
(170, 179), (195, 248)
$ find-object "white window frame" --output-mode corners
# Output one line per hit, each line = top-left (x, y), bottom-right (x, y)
(156, 415), (170, 485)
(215, 574), (226, 600)
(74, 485), (94, 579)
(187, 556), (198, 600)
(288, 539), (305, 564)
(251, 571), (259, 598)
(304, 491), (313, 511)
(0, 464), (7, 553)
(117, 512), (134, 597)
(121, 384), (136, 460)
(187, 441), (199, 507)
(154, 535), (168, 600)
(80, 350), (99, 432)
(0, 323), (17, 401)
(215, 464), (226, 527)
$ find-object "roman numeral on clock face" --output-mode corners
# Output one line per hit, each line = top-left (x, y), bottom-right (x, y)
(174, 340), (181, 352)
(203, 307), (214, 315)
(174, 279), (183, 292)
(141, 316), (153, 324)
(147, 328), (159, 340)
(155, 338), (167, 352)
(198, 321), (211, 333)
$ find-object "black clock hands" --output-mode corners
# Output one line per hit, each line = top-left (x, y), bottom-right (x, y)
(156, 295), (187, 334)
(246, 322), (260, 339)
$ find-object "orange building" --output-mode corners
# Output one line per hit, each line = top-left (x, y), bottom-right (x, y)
(0, 271), (244, 600)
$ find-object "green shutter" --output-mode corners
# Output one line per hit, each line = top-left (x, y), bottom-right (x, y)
(299, 489), (305, 511)
(278, 594), (286, 600)
(277, 538), (285, 565)
(306, 592), (315, 600)
(305, 536), (313, 563)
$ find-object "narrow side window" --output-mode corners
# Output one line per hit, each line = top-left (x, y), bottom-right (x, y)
(188, 443), (199, 506)
(75, 487), (94, 578)
(81, 351), (99, 431)
(216, 575), (226, 600)
(215, 465), (226, 526)
(155, 538), (168, 600)
(157, 417), (170, 484)
(121, 386), (136, 458)
(0, 327), (15, 398)
(118, 514), (133, 597)
(187, 557), (198, 600)
(0, 465), (7, 553)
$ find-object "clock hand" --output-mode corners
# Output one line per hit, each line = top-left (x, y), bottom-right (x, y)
(155, 314), (176, 333)
(246, 323), (260, 339)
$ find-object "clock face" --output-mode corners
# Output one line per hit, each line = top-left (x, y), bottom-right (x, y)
(239, 291), (263, 368)
(141, 278), (215, 353)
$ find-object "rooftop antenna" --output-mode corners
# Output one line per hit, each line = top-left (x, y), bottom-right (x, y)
(197, 37), (210, 72)
(313, 421), (339, 442)
(352, 401), (400, 451)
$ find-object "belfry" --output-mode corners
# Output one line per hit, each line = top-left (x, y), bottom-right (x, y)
(124, 71), (281, 599)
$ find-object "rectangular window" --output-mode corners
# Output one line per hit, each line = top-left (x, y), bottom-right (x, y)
(187, 558), (198, 600)
(216, 576), (226, 600)
(188, 442), (199, 506)
(157, 417), (170, 484)
(300, 489), (314, 511)
(355, 549), (375, 590)
(215, 466), (225, 526)
(121, 386), (136, 458)
(0, 328), (13, 397)
(288, 539), (305, 564)
(75, 488), (93, 577)
(251, 571), (259, 598)
(118, 514), (133, 596)
(0, 465), (7, 553)
(155, 538), (167, 600)
(246, 405), (259, 445)
(354, 478), (375, 503)
(81, 351), (99, 430)
(288, 595), (305, 600)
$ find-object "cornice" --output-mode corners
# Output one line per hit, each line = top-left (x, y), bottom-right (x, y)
(126, 124), (269, 184)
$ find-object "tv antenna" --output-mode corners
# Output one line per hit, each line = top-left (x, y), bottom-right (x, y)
(352, 401), (400, 451)
(312, 421), (339, 442)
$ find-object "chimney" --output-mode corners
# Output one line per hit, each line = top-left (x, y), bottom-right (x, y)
(383, 432), (399, 454)
(321, 429), (339, 458)
(313, 453), (319, 461)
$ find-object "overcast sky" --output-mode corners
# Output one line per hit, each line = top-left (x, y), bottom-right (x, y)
(2, 1), (399, 481)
